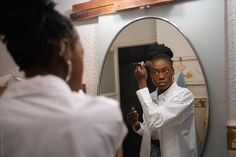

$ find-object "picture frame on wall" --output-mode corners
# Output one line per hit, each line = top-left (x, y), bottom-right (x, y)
(173, 56), (205, 85)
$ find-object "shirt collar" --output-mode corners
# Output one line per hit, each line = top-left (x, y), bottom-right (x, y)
(1, 75), (71, 99)
(158, 82), (178, 100)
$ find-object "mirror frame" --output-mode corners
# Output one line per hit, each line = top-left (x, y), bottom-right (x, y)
(97, 16), (210, 156)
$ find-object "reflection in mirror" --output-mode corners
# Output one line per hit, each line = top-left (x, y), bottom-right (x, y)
(99, 17), (209, 157)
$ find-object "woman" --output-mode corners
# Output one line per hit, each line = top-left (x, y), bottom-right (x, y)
(0, 0), (127, 157)
(127, 43), (198, 157)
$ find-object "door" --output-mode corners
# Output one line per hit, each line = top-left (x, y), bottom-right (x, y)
(118, 44), (155, 157)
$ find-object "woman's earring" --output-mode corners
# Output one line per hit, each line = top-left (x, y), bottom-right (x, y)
(65, 59), (72, 82)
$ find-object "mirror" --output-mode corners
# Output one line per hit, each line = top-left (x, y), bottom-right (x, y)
(98, 17), (209, 157)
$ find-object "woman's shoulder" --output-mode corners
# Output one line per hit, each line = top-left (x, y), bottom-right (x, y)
(72, 92), (120, 113)
(173, 83), (192, 95)
(167, 83), (194, 101)
(71, 93), (125, 130)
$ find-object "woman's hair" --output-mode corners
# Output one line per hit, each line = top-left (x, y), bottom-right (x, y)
(145, 42), (174, 65)
(0, 0), (76, 71)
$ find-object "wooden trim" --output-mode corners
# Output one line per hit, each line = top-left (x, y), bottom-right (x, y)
(72, 0), (114, 12)
(70, 0), (180, 21)
(114, 0), (175, 11)
(70, 5), (115, 21)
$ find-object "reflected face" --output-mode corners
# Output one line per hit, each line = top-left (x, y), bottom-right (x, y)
(149, 59), (174, 94)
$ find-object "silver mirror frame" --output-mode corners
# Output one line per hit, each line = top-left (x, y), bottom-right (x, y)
(97, 16), (209, 156)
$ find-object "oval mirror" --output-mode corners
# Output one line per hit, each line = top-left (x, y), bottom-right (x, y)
(98, 17), (209, 157)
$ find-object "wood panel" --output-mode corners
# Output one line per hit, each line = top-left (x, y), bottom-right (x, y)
(72, 0), (114, 12)
(114, 0), (175, 11)
(70, 0), (181, 21)
(70, 4), (115, 21)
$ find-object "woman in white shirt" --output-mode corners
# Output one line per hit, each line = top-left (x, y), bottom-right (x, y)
(127, 43), (198, 157)
(0, 0), (127, 157)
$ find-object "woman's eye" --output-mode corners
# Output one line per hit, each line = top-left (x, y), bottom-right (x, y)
(151, 71), (158, 75)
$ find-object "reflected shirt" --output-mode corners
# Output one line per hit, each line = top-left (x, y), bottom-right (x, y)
(136, 82), (198, 157)
(0, 75), (127, 157)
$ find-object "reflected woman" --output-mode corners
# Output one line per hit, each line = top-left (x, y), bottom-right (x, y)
(127, 43), (198, 157)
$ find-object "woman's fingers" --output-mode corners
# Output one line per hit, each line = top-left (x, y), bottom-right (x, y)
(126, 107), (139, 125)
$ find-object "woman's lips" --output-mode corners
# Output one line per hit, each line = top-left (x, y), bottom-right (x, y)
(158, 82), (167, 85)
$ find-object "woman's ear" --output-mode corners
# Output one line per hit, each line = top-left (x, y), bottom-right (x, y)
(59, 38), (73, 82)
(59, 38), (71, 61)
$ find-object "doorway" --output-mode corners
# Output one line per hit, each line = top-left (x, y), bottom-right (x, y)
(118, 44), (155, 157)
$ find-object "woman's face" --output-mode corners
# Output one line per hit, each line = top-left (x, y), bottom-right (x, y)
(68, 34), (84, 91)
(149, 59), (174, 94)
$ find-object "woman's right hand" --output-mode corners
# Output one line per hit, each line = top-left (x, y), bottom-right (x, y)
(126, 107), (140, 130)
(134, 62), (148, 89)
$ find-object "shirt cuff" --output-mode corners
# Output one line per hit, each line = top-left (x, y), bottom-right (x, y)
(136, 87), (153, 104)
(133, 122), (144, 135)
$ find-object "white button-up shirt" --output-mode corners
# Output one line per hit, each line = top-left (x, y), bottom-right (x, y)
(0, 75), (127, 157)
(136, 82), (198, 157)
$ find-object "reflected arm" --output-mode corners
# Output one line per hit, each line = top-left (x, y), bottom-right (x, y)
(133, 121), (145, 136)
(136, 87), (194, 129)
(133, 119), (160, 140)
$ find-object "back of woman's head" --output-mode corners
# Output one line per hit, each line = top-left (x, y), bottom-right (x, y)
(0, 0), (76, 72)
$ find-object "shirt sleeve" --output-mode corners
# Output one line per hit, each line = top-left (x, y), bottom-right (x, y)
(111, 103), (128, 150)
(133, 121), (145, 135)
(136, 87), (194, 129)
(133, 119), (159, 139)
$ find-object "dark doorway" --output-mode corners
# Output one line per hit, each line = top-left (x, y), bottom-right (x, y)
(118, 44), (156, 157)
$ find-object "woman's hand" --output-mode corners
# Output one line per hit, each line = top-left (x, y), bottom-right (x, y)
(126, 107), (141, 131)
(134, 61), (148, 89)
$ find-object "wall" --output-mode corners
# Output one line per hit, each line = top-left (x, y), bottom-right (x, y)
(226, 0), (236, 120)
(0, 42), (24, 79)
(54, 0), (99, 95)
(226, 1), (236, 156)
(98, 0), (227, 157)
(111, 19), (157, 48)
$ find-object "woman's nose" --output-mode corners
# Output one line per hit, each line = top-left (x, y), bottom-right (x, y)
(159, 72), (165, 79)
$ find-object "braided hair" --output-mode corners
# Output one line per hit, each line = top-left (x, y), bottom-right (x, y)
(145, 42), (174, 65)
(0, 0), (76, 72)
